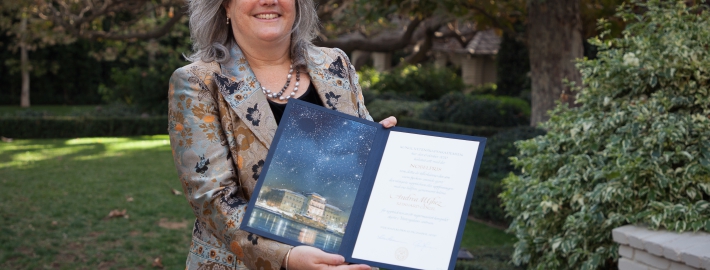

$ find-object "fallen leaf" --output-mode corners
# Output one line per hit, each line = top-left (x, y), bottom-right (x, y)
(105, 209), (129, 219)
(170, 188), (182, 195)
(152, 257), (164, 269)
(158, 218), (189, 230)
(126, 196), (134, 202)
(1, 136), (12, 143)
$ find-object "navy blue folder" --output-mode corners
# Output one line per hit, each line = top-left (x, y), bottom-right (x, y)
(241, 99), (486, 270)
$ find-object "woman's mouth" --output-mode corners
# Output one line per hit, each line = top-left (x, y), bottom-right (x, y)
(255, 14), (280, 19)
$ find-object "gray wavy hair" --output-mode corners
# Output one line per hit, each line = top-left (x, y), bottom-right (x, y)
(184, 0), (319, 67)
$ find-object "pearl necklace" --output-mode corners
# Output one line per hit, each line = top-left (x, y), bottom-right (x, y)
(262, 65), (301, 101)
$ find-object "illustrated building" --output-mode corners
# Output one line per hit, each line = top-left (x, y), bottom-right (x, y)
(279, 190), (306, 214)
(265, 189), (306, 214)
(324, 204), (346, 228)
(303, 193), (326, 222)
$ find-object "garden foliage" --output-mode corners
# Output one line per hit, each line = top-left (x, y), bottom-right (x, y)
(501, 1), (710, 269)
(359, 64), (465, 101)
(420, 92), (530, 127)
(0, 116), (167, 138)
(470, 127), (547, 225)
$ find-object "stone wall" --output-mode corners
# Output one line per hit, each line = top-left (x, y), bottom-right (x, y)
(612, 225), (710, 270)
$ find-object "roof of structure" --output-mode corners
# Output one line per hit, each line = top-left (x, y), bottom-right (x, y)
(433, 29), (501, 55)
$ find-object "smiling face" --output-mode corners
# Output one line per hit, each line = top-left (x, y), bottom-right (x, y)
(225, 0), (297, 47)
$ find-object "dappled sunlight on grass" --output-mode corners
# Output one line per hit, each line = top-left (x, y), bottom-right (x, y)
(65, 137), (134, 145)
(0, 136), (190, 269)
(105, 138), (170, 152)
(1, 136), (172, 168)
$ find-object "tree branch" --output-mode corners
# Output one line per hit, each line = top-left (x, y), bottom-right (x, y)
(400, 21), (443, 66)
(460, 2), (524, 42)
(39, 0), (185, 42)
(313, 18), (422, 54)
(85, 6), (185, 41)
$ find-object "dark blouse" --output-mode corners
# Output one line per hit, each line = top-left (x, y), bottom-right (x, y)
(267, 83), (324, 125)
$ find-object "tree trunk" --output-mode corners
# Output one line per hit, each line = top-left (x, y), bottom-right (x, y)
(527, 0), (583, 126)
(20, 15), (30, 108)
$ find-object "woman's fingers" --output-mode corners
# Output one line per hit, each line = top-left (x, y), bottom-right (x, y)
(314, 252), (345, 265)
(328, 263), (373, 270)
(289, 246), (360, 270)
(379, 116), (397, 128)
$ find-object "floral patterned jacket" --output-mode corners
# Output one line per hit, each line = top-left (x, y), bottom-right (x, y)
(168, 44), (372, 270)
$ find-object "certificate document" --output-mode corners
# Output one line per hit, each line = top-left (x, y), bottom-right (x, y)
(241, 99), (486, 270)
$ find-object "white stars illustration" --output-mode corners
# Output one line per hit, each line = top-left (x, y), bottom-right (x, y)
(258, 104), (377, 214)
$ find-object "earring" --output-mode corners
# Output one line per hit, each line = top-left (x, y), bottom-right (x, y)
(227, 17), (230, 25)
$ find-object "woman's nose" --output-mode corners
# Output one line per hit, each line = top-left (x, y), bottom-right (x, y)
(259, 0), (278, 6)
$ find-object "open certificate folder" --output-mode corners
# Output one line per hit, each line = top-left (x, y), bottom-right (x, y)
(240, 99), (486, 270)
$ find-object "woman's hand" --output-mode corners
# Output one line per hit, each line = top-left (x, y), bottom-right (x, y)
(379, 116), (397, 129)
(286, 246), (371, 270)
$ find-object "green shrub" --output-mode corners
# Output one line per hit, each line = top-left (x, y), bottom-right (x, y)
(99, 66), (172, 115)
(362, 64), (465, 101)
(470, 177), (510, 225)
(470, 127), (547, 225)
(366, 99), (429, 121)
(397, 117), (511, 138)
(0, 117), (168, 138)
(501, 2), (710, 269)
(420, 93), (530, 127)
(480, 126), (547, 177)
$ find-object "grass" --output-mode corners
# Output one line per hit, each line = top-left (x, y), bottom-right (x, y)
(0, 105), (97, 117)
(0, 136), (191, 269)
(460, 220), (515, 249)
(0, 136), (517, 269)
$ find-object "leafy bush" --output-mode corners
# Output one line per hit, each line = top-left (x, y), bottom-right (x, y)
(470, 178), (510, 225)
(501, 2), (710, 269)
(480, 127), (547, 177)
(68, 104), (143, 117)
(98, 66), (173, 115)
(470, 127), (547, 225)
(366, 99), (429, 121)
(420, 93), (530, 127)
(361, 64), (465, 101)
(397, 117), (511, 138)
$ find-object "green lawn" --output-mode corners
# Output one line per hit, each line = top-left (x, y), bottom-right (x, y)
(0, 136), (517, 269)
(0, 105), (97, 116)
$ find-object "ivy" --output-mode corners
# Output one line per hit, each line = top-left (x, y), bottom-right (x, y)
(501, 1), (710, 269)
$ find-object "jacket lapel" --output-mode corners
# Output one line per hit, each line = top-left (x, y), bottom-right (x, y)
(213, 45), (360, 149)
(306, 46), (359, 117)
(214, 45), (278, 149)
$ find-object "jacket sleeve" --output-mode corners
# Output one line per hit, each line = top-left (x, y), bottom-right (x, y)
(167, 66), (291, 270)
(334, 48), (374, 121)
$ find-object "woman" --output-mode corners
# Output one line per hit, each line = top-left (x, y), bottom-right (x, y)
(168, 0), (397, 269)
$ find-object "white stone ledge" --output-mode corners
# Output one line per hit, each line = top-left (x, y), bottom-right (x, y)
(612, 225), (710, 270)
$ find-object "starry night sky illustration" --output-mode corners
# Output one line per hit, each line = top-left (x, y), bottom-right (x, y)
(260, 104), (377, 215)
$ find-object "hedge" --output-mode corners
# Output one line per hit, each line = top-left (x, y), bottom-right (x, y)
(419, 93), (530, 127)
(398, 117), (513, 138)
(0, 117), (168, 139)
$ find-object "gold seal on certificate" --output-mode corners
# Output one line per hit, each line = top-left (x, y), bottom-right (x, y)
(395, 247), (409, 261)
(240, 99), (487, 270)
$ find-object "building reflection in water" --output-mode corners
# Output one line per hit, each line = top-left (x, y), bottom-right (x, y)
(248, 208), (343, 253)
(298, 228), (316, 245)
